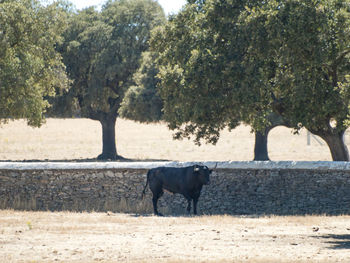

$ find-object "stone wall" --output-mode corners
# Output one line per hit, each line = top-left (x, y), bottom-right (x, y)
(1, 161), (350, 215)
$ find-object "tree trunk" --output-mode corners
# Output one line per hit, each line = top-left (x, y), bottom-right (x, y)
(318, 131), (349, 161)
(97, 115), (119, 160)
(254, 130), (270, 161)
(253, 112), (288, 161)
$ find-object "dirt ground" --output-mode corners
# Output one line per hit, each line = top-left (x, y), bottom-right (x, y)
(1, 210), (350, 263)
(1, 118), (349, 162)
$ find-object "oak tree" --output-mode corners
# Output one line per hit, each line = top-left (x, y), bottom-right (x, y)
(153, 0), (350, 161)
(59, 0), (165, 160)
(151, 0), (277, 160)
(242, 0), (350, 161)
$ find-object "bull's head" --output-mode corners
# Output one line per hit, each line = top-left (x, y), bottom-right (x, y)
(193, 165), (211, 185)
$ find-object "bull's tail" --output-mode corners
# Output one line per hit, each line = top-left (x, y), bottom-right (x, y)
(141, 170), (150, 200)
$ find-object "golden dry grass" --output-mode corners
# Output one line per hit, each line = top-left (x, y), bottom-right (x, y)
(1, 118), (349, 161)
(1, 210), (350, 263)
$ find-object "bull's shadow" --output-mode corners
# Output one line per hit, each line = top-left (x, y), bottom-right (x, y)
(314, 234), (350, 249)
(130, 213), (199, 218)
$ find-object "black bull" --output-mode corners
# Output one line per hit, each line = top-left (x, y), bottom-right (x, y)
(142, 165), (213, 216)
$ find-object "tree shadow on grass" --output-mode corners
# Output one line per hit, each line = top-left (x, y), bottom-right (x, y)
(0, 157), (170, 162)
(314, 234), (350, 250)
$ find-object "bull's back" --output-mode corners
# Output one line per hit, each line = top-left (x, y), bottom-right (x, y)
(150, 167), (190, 193)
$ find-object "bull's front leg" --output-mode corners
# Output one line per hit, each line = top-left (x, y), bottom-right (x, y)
(192, 191), (201, 215)
(183, 194), (192, 214)
(193, 197), (198, 215)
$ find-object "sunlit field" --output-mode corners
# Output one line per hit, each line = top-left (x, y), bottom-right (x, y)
(1, 210), (350, 263)
(1, 118), (348, 161)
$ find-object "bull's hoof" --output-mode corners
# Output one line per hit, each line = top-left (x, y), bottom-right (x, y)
(155, 212), (164, 217)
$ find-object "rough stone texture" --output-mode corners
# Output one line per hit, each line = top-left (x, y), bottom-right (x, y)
(1, 161), (350, 215)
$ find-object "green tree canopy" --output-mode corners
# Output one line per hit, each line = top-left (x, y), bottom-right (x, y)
(0, 0), (69, 127)
(152, 0), (350, 161)
(119, 51), (163, 123)
(59, 0), (165, 160)
(151, 0), (277, 161)
(151, 2), (244, 145)
(242, 0), (350, 160)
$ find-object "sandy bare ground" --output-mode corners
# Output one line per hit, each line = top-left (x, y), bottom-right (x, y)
(1, 118), (350, 161)
(1, 210), (350, 263)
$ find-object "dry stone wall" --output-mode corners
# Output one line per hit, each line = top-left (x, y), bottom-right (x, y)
(1, 161), (350, 215)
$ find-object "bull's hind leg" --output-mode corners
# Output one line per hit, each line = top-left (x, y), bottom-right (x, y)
(152, 190), (164, 216)
(186, 198), (192, 214)
(193, 193), (201, 215)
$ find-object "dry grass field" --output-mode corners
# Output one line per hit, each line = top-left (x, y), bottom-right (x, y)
(1, 210), (350, 263)
(1, 119), (350, 262)
(1, 118), (349, 161)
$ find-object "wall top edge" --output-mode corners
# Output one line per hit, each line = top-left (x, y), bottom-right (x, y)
(0, 161), (349, 171)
